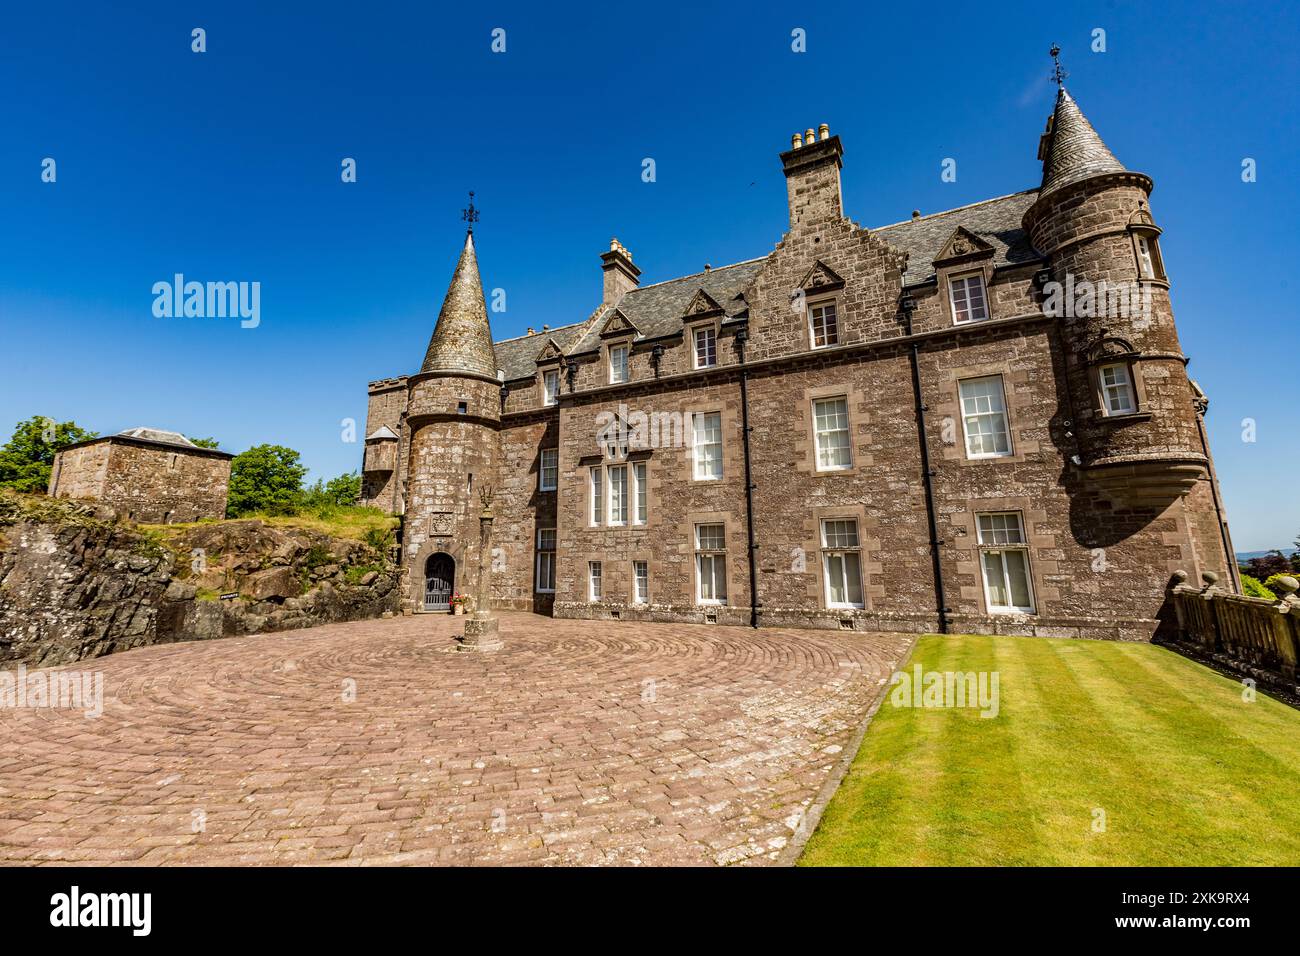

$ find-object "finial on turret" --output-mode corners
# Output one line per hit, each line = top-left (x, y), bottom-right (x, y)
(1049, 44), (1069, 88)
(462, 191), (480, 234)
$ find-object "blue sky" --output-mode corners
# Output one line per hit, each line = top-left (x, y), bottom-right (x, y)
(1, 1), (1296, 551)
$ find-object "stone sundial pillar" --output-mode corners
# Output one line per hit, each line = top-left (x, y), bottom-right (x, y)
(460, 486), (501, 651)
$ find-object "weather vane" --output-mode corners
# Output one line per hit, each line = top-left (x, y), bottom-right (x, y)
(462, 191), (479, 233)
(1049, 44), (1068, 88)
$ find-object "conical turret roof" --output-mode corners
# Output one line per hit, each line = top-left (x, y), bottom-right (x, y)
(419, 231), (497, 378)
(1038, 87), (1127, 196)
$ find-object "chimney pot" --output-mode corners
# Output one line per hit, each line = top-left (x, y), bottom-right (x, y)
(542, 324), (549, 331)
(804, 128), (815, 145)
(818, 123), (829, 141)
(527, 327), (535, 335)
(912, 209), (921, 220)
(704, 263), (711, 272)
(791, 133), (802, 149)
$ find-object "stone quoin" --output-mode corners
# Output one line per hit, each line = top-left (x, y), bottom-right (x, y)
(359, 86), (1236, 641)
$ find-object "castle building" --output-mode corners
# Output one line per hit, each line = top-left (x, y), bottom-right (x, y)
(360, 87), (1236, 640)
(49, 427), (233, 523)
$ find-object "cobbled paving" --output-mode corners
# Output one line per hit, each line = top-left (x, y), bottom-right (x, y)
(0, 613), (911, 865)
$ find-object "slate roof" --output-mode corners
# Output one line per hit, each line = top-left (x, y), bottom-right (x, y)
(117, 427), (197, 448)
(493, 321), (590, 381)
(566, 259), (766, 357)
(874, 190), (1042, 286)
(1038, 87), (1127, 197)
(487, 188), (1045, 380)
(420, 231), (498, 379)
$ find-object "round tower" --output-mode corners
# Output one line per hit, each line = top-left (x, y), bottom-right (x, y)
(401, 229), (502, 612)
(1023, 86), (1207, 501)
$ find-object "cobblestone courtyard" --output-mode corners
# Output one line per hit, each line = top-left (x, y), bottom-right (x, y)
(0, 613), (912, 866)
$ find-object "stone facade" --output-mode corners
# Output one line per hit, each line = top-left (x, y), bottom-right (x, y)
(360, 92), (1236, 640)
(49, 428), (233, 523)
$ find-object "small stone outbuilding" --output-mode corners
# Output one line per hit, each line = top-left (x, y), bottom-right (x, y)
(49, 427), (234, 523)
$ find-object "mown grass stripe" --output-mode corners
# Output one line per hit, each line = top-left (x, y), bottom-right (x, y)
(801, 634), (1300, 866)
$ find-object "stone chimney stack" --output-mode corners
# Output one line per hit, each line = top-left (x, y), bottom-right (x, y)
(781, 123), (843, 230)
(600, 237), (641, 307)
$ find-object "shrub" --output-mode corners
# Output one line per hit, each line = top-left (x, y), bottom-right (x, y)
(1240, 574), (1276, 601)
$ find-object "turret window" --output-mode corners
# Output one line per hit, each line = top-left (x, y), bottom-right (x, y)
(1134, 235), (1165, 280)
(949, 272), (989, 324)
(1098, 363), (1137, 415)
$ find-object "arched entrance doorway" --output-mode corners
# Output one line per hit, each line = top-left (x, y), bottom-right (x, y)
(424, 553), (455, 611)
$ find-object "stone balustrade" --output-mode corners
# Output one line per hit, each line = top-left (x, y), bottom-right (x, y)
(1167, 570), (1300, 685)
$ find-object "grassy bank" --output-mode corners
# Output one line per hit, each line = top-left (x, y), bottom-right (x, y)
(799, 634), (1300, 866)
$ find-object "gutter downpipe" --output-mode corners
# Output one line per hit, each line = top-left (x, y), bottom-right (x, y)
(902, 297), (950, 634)
(735, 327), (761, 628)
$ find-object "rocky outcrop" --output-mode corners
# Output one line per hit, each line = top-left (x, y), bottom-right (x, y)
(0, 493), (400, 667)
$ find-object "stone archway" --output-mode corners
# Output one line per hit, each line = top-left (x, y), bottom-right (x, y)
(423, 553), (455, 611)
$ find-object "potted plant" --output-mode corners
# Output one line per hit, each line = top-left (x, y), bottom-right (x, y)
(450, 593), (468, 616)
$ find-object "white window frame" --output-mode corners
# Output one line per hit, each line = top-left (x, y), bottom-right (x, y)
(633, 560), (649, 604)
(607, 463), (628, 526)
(609, 344), (629, 384)
(633, 461), (647, 525)
(692, 411), (723, 481)
(693, 326), (717, 369)
(539, 448), (558, 491)
(949, 271), (989, 324)
(1098, 363), (1137, 415)
(976, 512), (1036, 614)
(590, 467), (603, 526)
(809, 301), (839, 349)
(588, 561), (602, 602)
(958, 376), (1013, 459)
(694, 523), (728, 605)
(820, 518), (864, 609)
(542, 368), (560, 406)
(1135, 236), (1157, 279)
(812, 397), (851, 471)
(535, 528), (556, 593)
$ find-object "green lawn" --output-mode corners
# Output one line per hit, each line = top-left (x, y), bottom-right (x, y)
(799, 634), (1300, 866)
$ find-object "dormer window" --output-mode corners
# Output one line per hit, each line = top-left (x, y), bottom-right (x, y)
(809, 301), (839, 348)
(542, 369), (560, 406)
(694, 327), (717, 369)
(609, 344), (629, 384)
(949, 272), (989, 324)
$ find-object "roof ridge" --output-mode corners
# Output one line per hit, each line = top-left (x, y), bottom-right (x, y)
(872, 188), (1040, 232)
(492, 319), (587, 345)
(628, 255), (768, 293)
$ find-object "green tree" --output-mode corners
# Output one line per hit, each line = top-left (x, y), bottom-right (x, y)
(0, 416), (98, 493)
(323, 471), (361, 506)
(300, 471), (362, 510)
(188, 436), (221, 449)
(226, 444), (308, 516)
